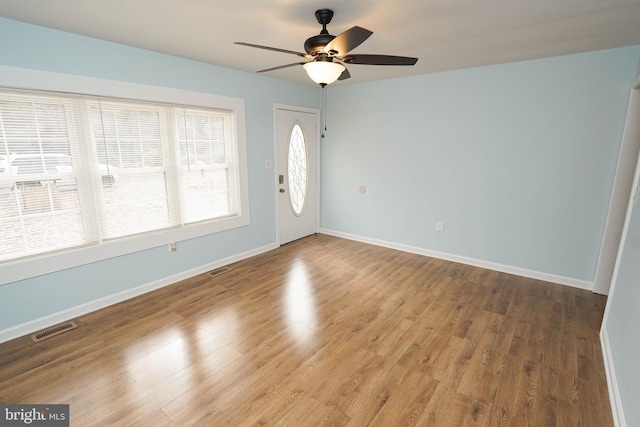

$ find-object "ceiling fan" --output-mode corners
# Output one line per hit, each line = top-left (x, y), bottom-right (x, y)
(235, 9), (418, 86)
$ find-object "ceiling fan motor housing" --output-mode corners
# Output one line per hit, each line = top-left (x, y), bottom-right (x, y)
(304, 34), (335, 56)
(304, 9), (337, 56)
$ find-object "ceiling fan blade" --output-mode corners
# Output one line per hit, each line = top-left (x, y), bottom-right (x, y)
(340, 54), (418, 66)
(235, 42), (311, 58)
(324, 26), (373, 56)
(338, 67), (351, 81)
(256, 62), (307, 73)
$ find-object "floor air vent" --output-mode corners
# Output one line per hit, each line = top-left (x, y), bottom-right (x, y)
(31, 321), (78, 342)
(208, 267), (231, 277)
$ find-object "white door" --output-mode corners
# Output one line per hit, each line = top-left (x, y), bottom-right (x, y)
(276, 107), (319, 245)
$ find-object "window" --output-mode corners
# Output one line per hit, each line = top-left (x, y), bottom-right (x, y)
(0, 86), (248, 274)
(175, 107), (235, 224)
(287, 123), (308, 216)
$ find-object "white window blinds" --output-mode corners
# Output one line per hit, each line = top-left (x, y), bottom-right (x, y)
(176, 107), (236, 224)
(90, 100), (172, 239)
(0, 92), (86, 258)
(0, 89), (241, 262)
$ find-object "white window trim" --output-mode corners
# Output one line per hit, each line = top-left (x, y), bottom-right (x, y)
(0, 65), (250, 286)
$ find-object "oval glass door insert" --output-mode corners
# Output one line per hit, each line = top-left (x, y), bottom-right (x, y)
(287, 123), (308, 215)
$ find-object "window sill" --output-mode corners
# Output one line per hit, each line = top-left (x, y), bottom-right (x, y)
(0, 213), (250, 286)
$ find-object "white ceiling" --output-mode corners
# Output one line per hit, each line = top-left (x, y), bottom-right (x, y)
(1, 0), (640, 87)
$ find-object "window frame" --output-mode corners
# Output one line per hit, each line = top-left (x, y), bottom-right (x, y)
(0, 65), (250, 286)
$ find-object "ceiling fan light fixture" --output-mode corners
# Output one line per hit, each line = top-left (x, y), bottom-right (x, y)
(236, 9), (417, 84)
(303, 61), (345, 86)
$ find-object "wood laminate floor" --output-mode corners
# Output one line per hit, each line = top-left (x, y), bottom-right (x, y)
(0, 234), (612, 426)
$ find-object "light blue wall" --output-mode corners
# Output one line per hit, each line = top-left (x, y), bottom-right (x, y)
(321, 46), (640, 282)
(0, 18), (319, 331)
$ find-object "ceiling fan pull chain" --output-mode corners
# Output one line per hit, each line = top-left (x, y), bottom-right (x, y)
(321, 86), (326, 138)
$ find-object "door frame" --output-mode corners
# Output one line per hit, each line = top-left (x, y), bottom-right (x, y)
(273, 104), (321, 245)
(594, 76), (640, 295)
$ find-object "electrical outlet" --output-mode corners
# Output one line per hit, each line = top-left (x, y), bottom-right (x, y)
(436, 222), (444, 232)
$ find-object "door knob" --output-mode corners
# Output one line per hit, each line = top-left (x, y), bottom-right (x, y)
(279, 188), (285, 193)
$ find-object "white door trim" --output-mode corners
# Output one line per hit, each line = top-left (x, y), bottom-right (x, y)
(273, 104), (321, 245)
(594, 76), (640, 295)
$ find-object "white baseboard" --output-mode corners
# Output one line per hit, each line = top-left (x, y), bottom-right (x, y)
(2, 230), (595, 344)
(600, 328), (626, 427)
(0, 242), (278, 345)
(319, 228), (594, 291)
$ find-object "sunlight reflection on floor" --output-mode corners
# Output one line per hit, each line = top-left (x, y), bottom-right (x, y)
(124, 327), (190, 390)
(283, 259), (318, 349)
